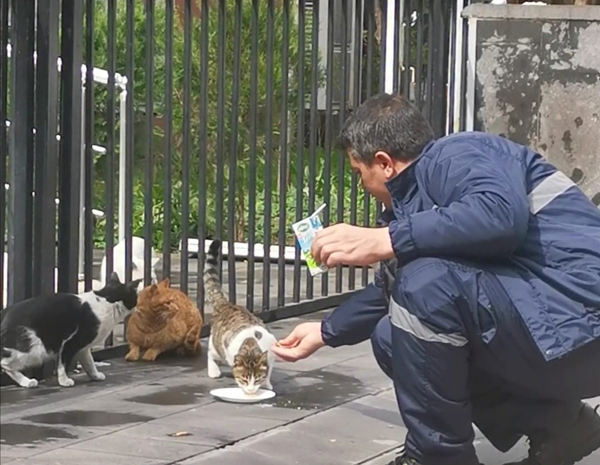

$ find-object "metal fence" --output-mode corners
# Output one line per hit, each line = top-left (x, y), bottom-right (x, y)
(1, 0), (467, 351)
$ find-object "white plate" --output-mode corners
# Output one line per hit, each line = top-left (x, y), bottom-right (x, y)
(210, 387), (276, 404)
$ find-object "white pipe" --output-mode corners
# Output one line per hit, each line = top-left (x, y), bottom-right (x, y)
(78, 87), (86, 279)
(383, 0), (397, 94)
(118, 89), (128, 243)
(6, 43), (127, 89)
(465, 17), (477, 131)
(452, 0), (465, 133)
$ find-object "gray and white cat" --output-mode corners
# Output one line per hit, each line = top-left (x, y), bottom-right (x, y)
(204, 240), (276, 394)
(0, 273), (141, 388)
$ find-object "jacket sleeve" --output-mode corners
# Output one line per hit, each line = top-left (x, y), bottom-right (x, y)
(389, 143), (530, 262)
(321, 276), (387, 348)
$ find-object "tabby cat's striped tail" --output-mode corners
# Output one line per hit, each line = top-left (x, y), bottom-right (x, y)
(203, 240), (228, 309)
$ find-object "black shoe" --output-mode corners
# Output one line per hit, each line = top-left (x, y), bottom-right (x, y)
(388, 453), (481, 465)
(387, 454), (422, 465)
(505, 404), (600, 465)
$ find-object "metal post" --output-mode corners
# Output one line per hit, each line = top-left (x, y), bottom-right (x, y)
(57, 0), (84, 294)
(429, 0), (451, 137)
(8, 0), (35, 304)
(33, 0), (60, 297)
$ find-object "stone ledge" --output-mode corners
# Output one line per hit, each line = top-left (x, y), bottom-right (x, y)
(462, 4), (600, 22)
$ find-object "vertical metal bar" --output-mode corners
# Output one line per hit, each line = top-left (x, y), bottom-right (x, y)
(0, 0), (8, 306)
(216, 0), (225, 279)
(292, 0), (305, 303)
(33, 0), (60, 296)
(348, 0), (362, 291)
(83, 0), (95, 291)
(458, 1), (469, 133)
(8, 0), (35, 303)
(246, 0), (259, 311)
(425, 0), (434, 124)
(262, 0), (275, 310)
(277, 0), (290, 307)
(125, 0), (135, 282)
(430, 0), (449, 137)
(402, 0), (412, 99)
(415, 0), (424, 110)
(336, 0), (349, 294)
(180, 0), (192, 294)
(228, 0), (242, 303)
(321, 0), (335, 297)
(144, 0), (154, 286)
(105, 0), (117, 347)
(446, 0), (457, 135)
(58, 0), (84, 294)
(362, 0), (375, 287)
(163, 0), (173, 280)
(393, 0), (402, 93)
(375, 0), (385, 219)
(196, 0), (209, 316)
(306, 0), (319, 300)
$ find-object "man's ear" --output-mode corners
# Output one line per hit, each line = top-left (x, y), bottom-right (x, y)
(373, 151), (395, 176)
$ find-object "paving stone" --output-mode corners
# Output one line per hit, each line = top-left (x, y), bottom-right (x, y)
(176, 448), (289, 465)
(187, 398), (310, 422)
(8, 448), (165, 465)
(290, 394), (405, 455)
(241, 427), (375, 465)
(68, 431), (211, 462)
(121, 413), (282, 448)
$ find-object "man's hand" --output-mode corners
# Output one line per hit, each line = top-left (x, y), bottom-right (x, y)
(310, 224), (394, 268)
(270, 322), (325, 362)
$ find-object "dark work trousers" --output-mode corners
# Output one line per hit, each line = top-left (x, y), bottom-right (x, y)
(370, 257), (600, 465)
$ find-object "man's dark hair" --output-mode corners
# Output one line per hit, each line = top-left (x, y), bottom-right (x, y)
(339, 93), (434, 164)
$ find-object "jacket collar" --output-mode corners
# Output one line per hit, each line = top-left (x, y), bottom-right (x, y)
(384, 139), (435, 203)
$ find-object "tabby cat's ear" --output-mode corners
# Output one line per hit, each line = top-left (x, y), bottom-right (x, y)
(260, 350), (269, 363)
(233, 354), (242, 365)
(148, 283), (158, 294)
(159, 278), (170, 288)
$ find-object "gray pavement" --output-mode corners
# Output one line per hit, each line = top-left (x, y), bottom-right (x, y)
(1, 311), (599, 465)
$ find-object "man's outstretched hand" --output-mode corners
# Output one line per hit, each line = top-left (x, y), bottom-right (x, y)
(271, 322), (325, 362)
(310, 224), (394, 268)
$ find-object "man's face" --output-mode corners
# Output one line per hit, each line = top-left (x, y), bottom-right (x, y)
(347, 152), (395, 208)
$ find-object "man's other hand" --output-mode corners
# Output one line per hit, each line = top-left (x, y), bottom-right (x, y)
(271, 322), (325, 362)
(310, 224), (394, 268)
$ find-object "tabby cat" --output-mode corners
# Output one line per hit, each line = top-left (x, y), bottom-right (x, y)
(204, 240), (276, 394)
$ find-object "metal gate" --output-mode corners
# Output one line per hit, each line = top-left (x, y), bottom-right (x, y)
(0, 0), (468, 354)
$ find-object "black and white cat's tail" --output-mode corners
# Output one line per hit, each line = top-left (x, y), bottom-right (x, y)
(204, 240), (228, 310)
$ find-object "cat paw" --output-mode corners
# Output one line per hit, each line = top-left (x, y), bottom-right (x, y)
(59, 377), (75, 387)
(90, 372), (106, 382)
(207, 366), (221, 379)
(141, 351), (159, 362)
(21, 378), (38, 388)
(125, 352), (139, 362)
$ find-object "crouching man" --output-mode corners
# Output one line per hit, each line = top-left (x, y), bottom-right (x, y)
(272, 93), (600, 465)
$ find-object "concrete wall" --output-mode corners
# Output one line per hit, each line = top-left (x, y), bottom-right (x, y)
(463, 5), (600, 205)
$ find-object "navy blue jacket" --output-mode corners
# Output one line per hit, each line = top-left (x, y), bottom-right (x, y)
(322, 132), (600, 360)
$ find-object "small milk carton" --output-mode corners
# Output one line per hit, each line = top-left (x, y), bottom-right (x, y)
(291, 204), (328, 276)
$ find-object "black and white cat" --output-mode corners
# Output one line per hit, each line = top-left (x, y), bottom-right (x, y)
(0, 272), (142, 388)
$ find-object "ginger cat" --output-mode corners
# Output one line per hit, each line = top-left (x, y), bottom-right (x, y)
(125, 279), (202, 362)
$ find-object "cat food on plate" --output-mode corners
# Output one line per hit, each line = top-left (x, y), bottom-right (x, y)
(210, 387), (276, 404)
